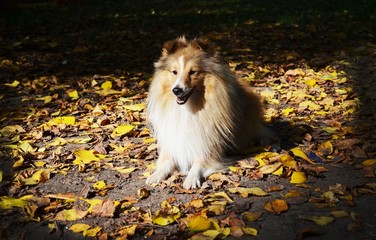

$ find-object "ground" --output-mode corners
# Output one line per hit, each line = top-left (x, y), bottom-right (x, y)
(0, 1), (375, 239)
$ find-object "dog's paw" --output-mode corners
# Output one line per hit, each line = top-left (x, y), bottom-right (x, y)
(183, 174), (201, 189)
(146, 171), (167, 185)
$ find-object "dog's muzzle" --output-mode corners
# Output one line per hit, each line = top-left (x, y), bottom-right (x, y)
(172, 87), (194, 105)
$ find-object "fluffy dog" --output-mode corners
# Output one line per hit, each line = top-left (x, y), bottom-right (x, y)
(146, 36), (267, 189)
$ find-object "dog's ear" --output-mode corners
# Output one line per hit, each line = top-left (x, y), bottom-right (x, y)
(162, 36), (187, 55)
(191, 38), (216, 56)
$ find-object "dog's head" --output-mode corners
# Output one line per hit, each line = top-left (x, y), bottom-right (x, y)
(154, 36), (217, 105)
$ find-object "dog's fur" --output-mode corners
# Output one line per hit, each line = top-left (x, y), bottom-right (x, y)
(146, 36), (266, 189)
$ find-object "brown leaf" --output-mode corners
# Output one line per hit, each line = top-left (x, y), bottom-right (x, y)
(91, 199), (115, 218)
(264, 199), (288, 214)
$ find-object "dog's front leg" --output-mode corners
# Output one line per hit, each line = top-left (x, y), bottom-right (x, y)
(146, 149), (175, 185)
(183, 162), (202, 189)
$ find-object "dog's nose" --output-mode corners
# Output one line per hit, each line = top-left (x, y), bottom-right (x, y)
(172, 87), (183, 96)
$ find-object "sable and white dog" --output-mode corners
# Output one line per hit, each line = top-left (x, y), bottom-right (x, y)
(146, 36), (267, 189)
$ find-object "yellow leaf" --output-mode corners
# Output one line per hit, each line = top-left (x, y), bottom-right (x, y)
(264, 199), (288, 214)
(18, 141), (34, 153)
(228, 187), (268, 198)
(93, 181), (106, 190)
(322, 191), (338, 202)
(70, 137), (92, 144)
(299, 215), (334, 226)
(202, 230), (221, 239)
(0, 196), (29, 209)
(185, 199), (204, 209)
(305, 78), (316, 87)
(117, 225), (137, 237)
(101, 81), (112, 90)
(207, 201), (227, 215)
(124, 103), (146, 112)
(282, 107), (295, 116)
(259, 162), (282, 174)
(48, 137), (67, 146)
(55, 208), (87, 221)
(186, 213), (211, 232)
(242, 211), (262, 222)
(84, 199), (103, 213)
(290, 171), (307, 184)
(69, 223), (91, 233)
(143, 137), (155, 144)
(0, 171), (2, 183)
(17, 169), (51, 185)
(272, 166), (283, 176)
(0, 125), (25, 137)
(242, 227), (258, 236)
(49, 116), (76, 126)
(204, 192), (233, 203)
(5, 80), (20, 87)
(279, 154), (296, 168)
(96, 89), (122, 96)
(51, 110), (60, 116)
(34, 161), (46, 167)
(319, 141), (333, 154)
(290, 147), (315, 164)
(114, 166), (136, 174)
(35, 95), (53, 103)
(330, 210), (349, 218)
(322, 127), (338, 133)
(153, 202), (181, 226)
(12, 156), (24, 169)
(83, 226), (101, 237)
(73, 149), (104, 164)
(67, 90), (79, 100)
(362, 159), (376, 166)
(298, 100), (321, 111)
(111, 124), (135, 138)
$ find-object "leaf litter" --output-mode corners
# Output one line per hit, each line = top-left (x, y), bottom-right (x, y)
(0, 1), (376, 239)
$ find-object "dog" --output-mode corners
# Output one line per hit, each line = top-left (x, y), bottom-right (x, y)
(146, 36), (269, 189)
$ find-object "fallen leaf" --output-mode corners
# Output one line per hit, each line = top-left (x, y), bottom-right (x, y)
(299, 215), (334, 226)
(153, 202), (181, 226)
(93, 181), (106, 190)
(83, 226), (102, 237)
(91, 199), (115, 217)
(205, 192), (233, 203)
(5, 80), (20, 87)
(114, 166), (136, 174)
(242, 227), (258, 236)
(101, 81), (112, 90)
(228, 187), (268, 198)
(290, 171), (307, 184)
(69, 223), (91, 233)
(17, 169), (51, 185)
(0, 196), (29, 209)
(264, 199), (288, 214)
(330, 210), (349, 218)
(55, 208), (88, 221)
(49, 116), (76, 126)
(186, 213), (211, 232)
(362, 159), (376, 166)
(67, 90), (79, 100)
(242, 211), (263, 222)
(290, 147), (315, 164)
(111, 124), (135, 138)
(124, 103), (146, 111)
(36, 95), (53, 103)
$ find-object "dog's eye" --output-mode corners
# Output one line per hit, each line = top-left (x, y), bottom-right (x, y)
(172, 70), (178, 75)
(189, 70), (197, 76)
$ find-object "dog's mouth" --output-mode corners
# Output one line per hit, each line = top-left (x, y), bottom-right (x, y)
(176, 88), (194, 105)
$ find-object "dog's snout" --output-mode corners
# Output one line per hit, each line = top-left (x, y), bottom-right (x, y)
(172, 87), (183, 96)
